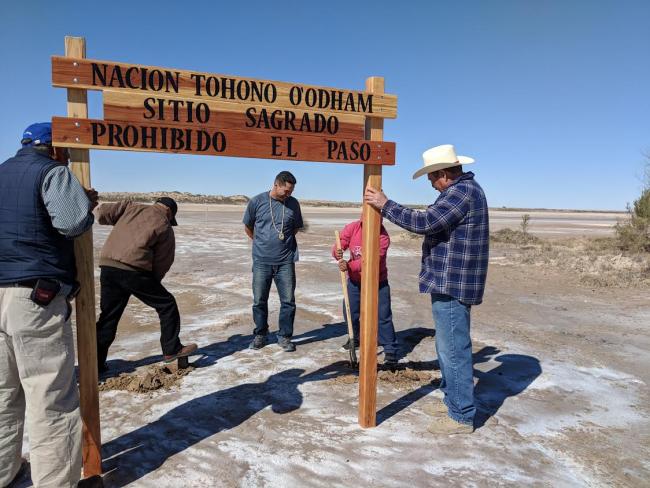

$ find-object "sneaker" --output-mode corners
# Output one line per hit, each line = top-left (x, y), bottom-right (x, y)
(249, 335), (268, 350)
(427, 416), (474, 435)
(163, 343), (198, 363)
(342, 338), (359, 350)
(384, 352), (398, 365)
(278, 336), (296, 352)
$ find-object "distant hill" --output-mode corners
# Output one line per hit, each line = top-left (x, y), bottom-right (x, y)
(98, 191), (362, 208)
(99, 191), (250, 205)
(97, 192), (625, 213)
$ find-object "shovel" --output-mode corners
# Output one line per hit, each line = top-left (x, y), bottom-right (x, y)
(335, 231), (358, 368)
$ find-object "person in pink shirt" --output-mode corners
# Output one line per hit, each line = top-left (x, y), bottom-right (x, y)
(332, 217), (399, 364)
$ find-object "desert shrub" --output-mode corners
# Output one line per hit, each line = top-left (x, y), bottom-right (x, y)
(520, 214), (531, 234)
(615, 188), (650, 252)
(491, 228), (540, 245)
(583, 236), (620, 252)
(634, 186), (650, 218)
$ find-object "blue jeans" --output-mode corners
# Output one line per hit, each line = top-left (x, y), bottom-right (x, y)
(345, 280), (399, 355)
(252, 262), (296, 338)
(431, 293), (475, 425)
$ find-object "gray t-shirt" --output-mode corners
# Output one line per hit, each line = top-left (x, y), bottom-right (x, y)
(243, 192), (303, 264)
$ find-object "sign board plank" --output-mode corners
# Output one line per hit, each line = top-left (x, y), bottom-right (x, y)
(52, 117), (395, 165)
(52, 56), (398, 118)
(103, 90), (367, 140)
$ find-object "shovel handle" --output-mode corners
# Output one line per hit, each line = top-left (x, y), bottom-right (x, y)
(335, 231), (354, 338)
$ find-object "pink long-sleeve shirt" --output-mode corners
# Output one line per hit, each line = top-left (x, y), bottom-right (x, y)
(331, 220), (390, 284)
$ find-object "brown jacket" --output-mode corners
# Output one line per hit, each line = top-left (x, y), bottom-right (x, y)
(96, 201), (175, 280)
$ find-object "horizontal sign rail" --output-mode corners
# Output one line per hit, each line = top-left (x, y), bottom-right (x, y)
(52, 117), (395, 165)
(102, 90), (367, 140)
(52, 57), (398, 118)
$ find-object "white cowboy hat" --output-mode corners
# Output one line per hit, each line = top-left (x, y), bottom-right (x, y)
(412, 144), (475, 180)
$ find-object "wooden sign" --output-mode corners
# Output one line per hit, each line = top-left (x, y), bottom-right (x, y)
(103, 90), (367, 140)
(52, 116), (395, 165)
(52, 57), (397, 164)
(52, 57), (398, 118)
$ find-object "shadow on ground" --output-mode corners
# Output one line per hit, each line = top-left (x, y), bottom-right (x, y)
(378, 342), (541, 429)
(395, 326), (435, 360)
(101, 361), (350, 487)
(473, 347), (542, 428)
(96, 321), (349, 379)
(78, 325), (540, 486)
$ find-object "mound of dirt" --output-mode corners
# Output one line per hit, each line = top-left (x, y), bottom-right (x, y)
(332, 374), (358, 385)
(378, 368), (433, 384)
(99, 364), (194, 393)
(331, 368), (436, 387)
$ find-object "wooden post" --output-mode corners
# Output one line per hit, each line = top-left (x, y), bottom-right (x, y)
(64, 36), (102, 477)
(358, 76), (384, 428)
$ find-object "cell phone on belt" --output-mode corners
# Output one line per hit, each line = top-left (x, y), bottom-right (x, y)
(30, 279), (61, 306)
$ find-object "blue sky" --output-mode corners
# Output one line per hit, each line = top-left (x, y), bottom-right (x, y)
(1, 1), (648, 210)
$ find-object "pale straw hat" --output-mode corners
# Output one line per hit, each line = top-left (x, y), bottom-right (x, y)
(412, 144), (475, 180)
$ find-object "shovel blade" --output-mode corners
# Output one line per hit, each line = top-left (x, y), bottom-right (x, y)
(349, 347), (358, 368)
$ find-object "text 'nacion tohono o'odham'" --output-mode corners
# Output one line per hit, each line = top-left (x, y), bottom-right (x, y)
(52, 57), (397, 117)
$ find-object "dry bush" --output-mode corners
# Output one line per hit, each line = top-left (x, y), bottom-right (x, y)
(492, 236), (650, 288)
(491, 228), (540, 245)
(615, 156), (650, 252)
(615, 188), (650, 253)
(520, 213), (531, 233)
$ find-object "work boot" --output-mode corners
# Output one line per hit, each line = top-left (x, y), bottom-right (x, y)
(278, 336), (296, 352)
(249, 334), (267, 350)
(384, 352), (398, 365)
(427, 416), (474, 435)
(423, 399), (447, 416)
(342, 338), (359, 350)
(163, 343), (198, 363)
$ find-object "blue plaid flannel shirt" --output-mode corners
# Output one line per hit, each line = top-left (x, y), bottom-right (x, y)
(382, 172), (489, 305)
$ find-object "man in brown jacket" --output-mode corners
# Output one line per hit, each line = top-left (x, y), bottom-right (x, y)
(95, 197), (196, 373)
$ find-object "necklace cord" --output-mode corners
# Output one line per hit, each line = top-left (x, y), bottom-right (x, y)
(269, 193), (286, 236)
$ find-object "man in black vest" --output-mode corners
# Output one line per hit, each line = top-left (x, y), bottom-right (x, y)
(0, 122), (97, 487)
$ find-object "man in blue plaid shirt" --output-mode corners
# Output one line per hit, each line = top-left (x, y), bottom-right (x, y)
(365, 144), (489, 435)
